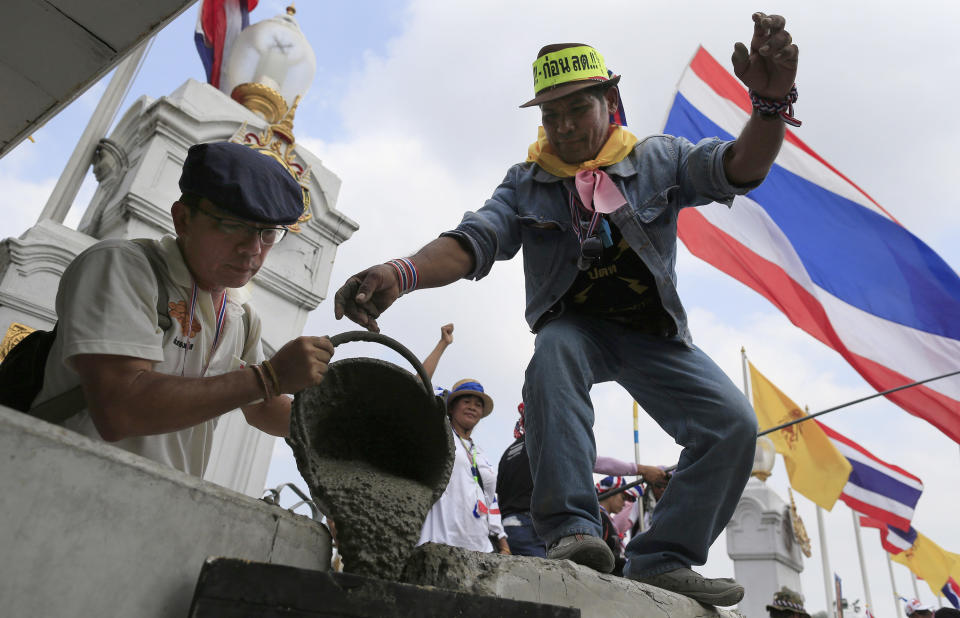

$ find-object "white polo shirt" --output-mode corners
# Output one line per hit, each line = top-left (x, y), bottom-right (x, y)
(34, 235), (264, 476)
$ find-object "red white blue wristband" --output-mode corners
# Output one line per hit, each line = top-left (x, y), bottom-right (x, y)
(386, 258), (418, 296)
(749, 84), (801, 127)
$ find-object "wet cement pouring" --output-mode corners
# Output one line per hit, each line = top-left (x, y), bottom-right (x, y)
(289, 352), (454, 581)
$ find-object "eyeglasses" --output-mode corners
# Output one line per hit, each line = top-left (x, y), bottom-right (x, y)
(193, 205), (288, 245)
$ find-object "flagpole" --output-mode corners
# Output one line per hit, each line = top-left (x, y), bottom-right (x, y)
(807, 398), (837, 615)
(633, 401), (641, 466)
(632, 400), (646, 532)
(818, 505), (836, 615)
(757, 368), (960, 437)
(885, 551), (901, 617)
(912, 572), (921, 600)
(851, 509), (875, 615)
(740, 347), (749, 395)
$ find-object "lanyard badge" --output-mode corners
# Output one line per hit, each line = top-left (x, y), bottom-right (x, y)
(179, 282), (228, 377)
(569, 191), (615, 271)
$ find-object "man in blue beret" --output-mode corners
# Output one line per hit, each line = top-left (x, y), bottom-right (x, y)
(335, 13), (798, 607)
(30, 141), (334, 476)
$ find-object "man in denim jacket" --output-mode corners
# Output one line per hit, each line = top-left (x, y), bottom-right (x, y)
(336, 13), (798, 606)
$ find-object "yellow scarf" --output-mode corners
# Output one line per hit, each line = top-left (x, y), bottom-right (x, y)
(526, 125), (638, 178)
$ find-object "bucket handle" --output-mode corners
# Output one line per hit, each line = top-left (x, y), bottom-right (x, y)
(329, 331), (435, 400)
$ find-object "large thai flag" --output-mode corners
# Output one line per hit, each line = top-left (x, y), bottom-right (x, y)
(818, 420), (923, 530)
(668, 47), (960, 443)
(194, 0), (258, 89)
(859, 515), (917, 555)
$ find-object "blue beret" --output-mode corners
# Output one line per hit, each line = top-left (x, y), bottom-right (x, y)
(178, 142), (304, 226)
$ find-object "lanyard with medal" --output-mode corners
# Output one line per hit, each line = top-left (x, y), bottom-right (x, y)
(180, 281), (228, 377)
(567, 169), (628, 270)
(456, 433), (491, 519)
(568, 191), (611, 271)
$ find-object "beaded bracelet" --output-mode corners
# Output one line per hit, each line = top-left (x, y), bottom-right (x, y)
(749, 84), (801, 127)
(261, 359), (282, 396)
(386, 258), (418, 296)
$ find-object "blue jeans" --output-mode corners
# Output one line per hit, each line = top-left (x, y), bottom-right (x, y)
(522, 313), (757, 578)
(502, 512), (547, 558)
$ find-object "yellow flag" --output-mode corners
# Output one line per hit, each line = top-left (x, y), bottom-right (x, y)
(748, 361), (852, 509)
(891, 532), (954, 594)
(947, 550), (960, 581)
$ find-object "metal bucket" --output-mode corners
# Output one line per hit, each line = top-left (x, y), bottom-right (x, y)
(287, 331), (454, 580)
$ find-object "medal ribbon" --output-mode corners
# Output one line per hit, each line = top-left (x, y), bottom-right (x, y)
(180, 281), (228, 377)
(457, 433), (491, 519)
(568, 191), (602, 249)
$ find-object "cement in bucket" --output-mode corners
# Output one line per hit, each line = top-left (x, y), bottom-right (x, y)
(288, 331), (454, 581)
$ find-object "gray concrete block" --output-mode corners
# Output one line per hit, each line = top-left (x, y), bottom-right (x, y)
(0, 406), (332, 618)
(189, 557), (581, 617)
(403, 544), (744, 618)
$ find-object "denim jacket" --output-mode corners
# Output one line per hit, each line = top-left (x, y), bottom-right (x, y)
(443, 135), (759, 344)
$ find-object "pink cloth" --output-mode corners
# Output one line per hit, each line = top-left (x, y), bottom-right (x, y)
(595, 456), (641, 547)
(612, 499), (640, 537)
(575, 169), (627, 214)
(594, 455), (637, 476)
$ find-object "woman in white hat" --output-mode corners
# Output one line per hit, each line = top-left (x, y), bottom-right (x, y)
(416, 371), (509, 554)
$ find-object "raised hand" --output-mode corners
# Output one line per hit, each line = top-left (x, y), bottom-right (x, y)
(440, 323), (454, 345)
(731, 12), (798, 100)
(333, 264), (401, 333)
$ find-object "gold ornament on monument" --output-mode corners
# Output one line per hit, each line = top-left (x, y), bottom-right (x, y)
(0, 323), (36, 363)
(228, 120), (312, 232)
(788, 487), (813, 557)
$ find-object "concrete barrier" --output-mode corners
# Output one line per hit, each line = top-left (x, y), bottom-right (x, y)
(0, 406), (331, 617)
(403, 544), (744, 618)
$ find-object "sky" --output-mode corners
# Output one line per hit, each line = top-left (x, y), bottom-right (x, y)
(2, 1), (959, 616)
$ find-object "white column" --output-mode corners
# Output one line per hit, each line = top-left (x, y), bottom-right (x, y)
(38, 40), (150, 223)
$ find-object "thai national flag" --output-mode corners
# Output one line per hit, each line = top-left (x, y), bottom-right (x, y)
(667, 47), (960, 443)
(859, 515), (917, 555)
(818, 420), (923, 530)
(194, 0), (258, 89)
(944, 577), (960, 609)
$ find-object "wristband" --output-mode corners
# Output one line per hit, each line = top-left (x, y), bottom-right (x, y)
(386, 258), (418, 296)
(251, 364), (273, 398)
(261, 359), (282, 395)
(749, 84), (801, 127)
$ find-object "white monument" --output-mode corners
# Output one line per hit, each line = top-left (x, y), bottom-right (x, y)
(0, 6), (357, 497)
(727, 437), (810, 618)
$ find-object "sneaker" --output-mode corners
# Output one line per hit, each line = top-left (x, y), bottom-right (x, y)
(632, 567), (744, 606)
(547, 534), (615, 573)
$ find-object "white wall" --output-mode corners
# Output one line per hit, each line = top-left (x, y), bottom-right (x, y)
(0, 406), (332, 618)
